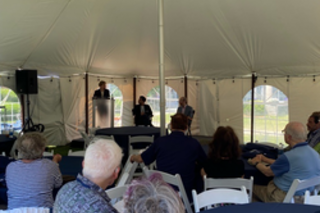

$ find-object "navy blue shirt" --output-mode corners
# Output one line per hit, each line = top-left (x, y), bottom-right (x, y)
(141, 131), (207, 198)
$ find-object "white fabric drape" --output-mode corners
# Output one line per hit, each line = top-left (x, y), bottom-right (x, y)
(288, 77), (320, 124)
(28, 78), (67, 145)
(187, 80), (200, 134)
(198, 78), (251, 142)
(199, 80), (218, 136)
(217, 78), (251, 142)
(60, 75), (86, 141)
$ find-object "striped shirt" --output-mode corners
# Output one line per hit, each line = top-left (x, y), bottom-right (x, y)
(6, 158), (62, 209)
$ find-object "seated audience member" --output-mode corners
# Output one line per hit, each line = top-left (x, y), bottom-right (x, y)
(202, 126), (244, 178)
(123, 173), (185, 213)
(132, 96), (153, 126)
(6, 132), (62, 209)
(306, 111), (320, 153)
(130, 113), (207, 200)
(252, 121), (320, 203)
(177, 97), (194, 125)
(54, 139), (122, 213)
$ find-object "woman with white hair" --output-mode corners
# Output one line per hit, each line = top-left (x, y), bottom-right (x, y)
(6, 132), (62, 209)
(123, 173), (185, 213)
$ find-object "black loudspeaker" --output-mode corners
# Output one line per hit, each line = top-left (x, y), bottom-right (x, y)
(15, 70), (38, 94)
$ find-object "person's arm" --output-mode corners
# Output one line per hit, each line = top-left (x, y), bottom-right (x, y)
(148, 105), (153, 117)
(201, 168), (207, 178)
(188, 106), (194, 120)
(93, 90), (98, 98)
(132, 106), (136, 116)
(52, 154), (63, 188)
(130, 154), (143, 163)
(106, 89), (110, 99)
(257, 154), (276, 165)
(255, 162), (274, 177)
(251, 156), (274, 177)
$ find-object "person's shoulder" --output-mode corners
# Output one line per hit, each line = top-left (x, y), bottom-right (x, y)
(6, 160), (20, 171)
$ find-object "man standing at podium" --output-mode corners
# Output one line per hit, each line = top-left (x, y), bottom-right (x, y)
(93, 81), (110, 99)
(132, 96), (153, 126)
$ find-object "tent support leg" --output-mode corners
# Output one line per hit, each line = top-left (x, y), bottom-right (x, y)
(85, 73), (89, 134)
(159, 0), (166, 136)
(250, 73), (256, 143)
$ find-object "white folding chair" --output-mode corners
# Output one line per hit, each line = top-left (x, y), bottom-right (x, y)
(204, 176), (254, 202)
(43, 150), (54, 157)
(128, 135), (154, 156)
(106, 185), (128, 200)
(106, 185), (128, 212)
(143, 167), (193, 213)
(68, 150), (85, 157)
(89, 126), (100, 136)
(283, 176), (320, 203)
(192, 186), (249, 212)
(94, 135), (115, 141)
(117, 157), (138, 186)
(78, 130), (91, 149)
(304, 190), (320, 206)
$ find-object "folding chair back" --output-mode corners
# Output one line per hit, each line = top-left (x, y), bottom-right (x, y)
(192, 186), (248, 212)
(204, 176), (254, 202)
(283, 176), (320, 203)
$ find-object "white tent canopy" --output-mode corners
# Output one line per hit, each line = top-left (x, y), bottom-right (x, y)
(1, 0), (320, 145)
(1, 0), (320, 77)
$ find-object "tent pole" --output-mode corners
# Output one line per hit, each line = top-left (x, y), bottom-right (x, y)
(184, 75), (188, 98)
(20, 94), (25, 128)
(159, 0), (166, 136)
(133, 77), (137, 108)
(250, 73), (256, 143)
(85, 73), (89, 134)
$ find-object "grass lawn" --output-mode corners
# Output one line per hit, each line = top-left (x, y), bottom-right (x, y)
(243, 115), (288, 144)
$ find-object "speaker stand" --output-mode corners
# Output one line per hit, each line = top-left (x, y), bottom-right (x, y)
(22, 93), (34, 132)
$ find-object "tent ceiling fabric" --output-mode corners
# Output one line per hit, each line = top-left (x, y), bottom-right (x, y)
(1, 0), (320, 77)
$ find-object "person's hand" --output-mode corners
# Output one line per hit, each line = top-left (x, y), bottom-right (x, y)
(130, 155), (136, 163)
(256, 154), (266, 162)
(53, 154), (62, 163)
(251, 155), (262, 164)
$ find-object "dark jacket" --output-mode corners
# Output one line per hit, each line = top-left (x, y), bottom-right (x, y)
(132, 104), (153, 126)
(93, 89), (110, 99)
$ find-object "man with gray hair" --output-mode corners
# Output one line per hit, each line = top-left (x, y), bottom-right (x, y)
(54, 139), (123, 213)
(251, 121), (320, 202)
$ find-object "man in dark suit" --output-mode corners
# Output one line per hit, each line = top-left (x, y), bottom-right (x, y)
(132, 96), (153, 126)
(93, 81), (110, 99)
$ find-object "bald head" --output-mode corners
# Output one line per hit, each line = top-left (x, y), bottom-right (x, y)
(284, 121), (307, 145)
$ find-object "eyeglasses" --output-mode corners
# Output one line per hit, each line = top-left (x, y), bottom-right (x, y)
(281, 130), (286, 135)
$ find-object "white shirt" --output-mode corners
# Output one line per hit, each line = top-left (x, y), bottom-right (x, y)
(140, 105), (145, 114)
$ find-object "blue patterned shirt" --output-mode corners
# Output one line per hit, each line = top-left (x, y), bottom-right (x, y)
(54, 174), (118, 213)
